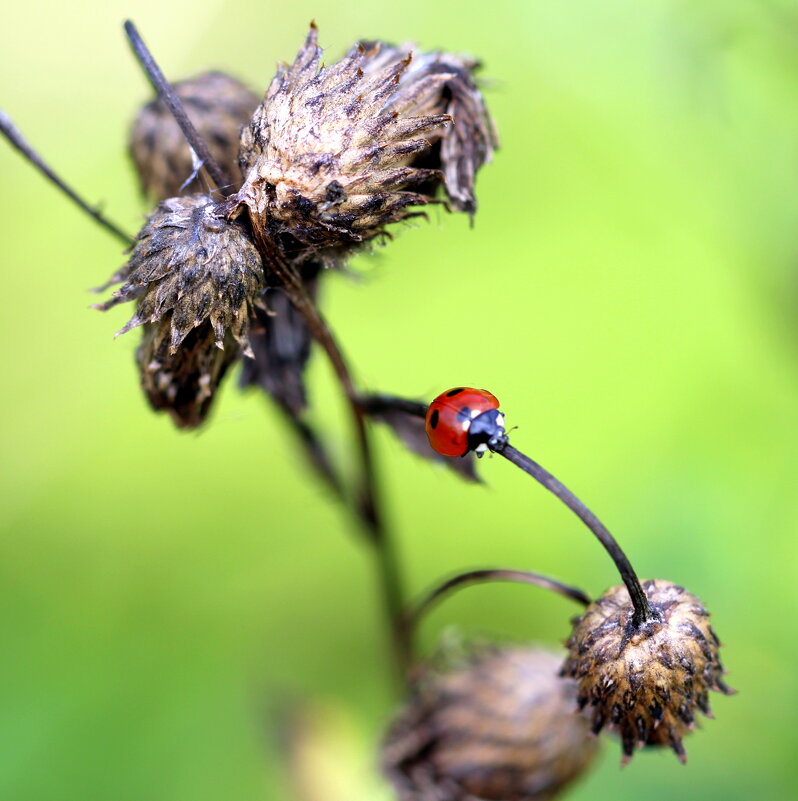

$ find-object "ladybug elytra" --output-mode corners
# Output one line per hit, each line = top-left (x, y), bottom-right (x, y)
(425, 387), (507, 457)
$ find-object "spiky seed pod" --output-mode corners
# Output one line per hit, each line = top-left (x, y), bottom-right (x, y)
(97, 194), (265, 427)
(561, 579), (733, 763)
(130, 71), (259, 201)
(235, 26), (496, 251)
(383, 647), (598, 801)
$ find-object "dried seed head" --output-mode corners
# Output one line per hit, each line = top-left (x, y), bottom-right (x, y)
(561, 579), (733, 764)
(235, 26), (496, 250)
(383, 647), (598, 801)
(130, 71), (259, 200)
(97, 194), (265, 427)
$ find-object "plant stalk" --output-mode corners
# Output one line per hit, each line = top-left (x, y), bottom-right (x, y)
(492, 441), (653, 626)
(0, 109), (133, 246)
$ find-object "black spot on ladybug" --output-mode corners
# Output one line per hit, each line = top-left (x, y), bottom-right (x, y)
(429, 409), (439, 429)
(446, 387), (464, 397)
(456, 406), (472, 423)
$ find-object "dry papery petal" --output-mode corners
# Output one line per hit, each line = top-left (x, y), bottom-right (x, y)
(383, 647), (598, 801)
(562, 579), (733, 764)
(234, 26), (496, 253)
(130, 71), (259, 201)
(360, 40), (498, 212)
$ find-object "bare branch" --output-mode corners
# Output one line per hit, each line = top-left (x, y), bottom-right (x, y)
(0, 109), (133, 246)
(123, 20), (231, 193)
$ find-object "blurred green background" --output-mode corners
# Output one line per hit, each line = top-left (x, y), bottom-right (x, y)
(1, 0), (797, 799)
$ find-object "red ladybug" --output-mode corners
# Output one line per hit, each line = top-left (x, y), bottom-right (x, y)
(426, 387), (507, 457)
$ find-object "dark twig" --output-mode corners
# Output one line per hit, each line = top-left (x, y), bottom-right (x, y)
(407, 567), (590, 640)
(246, 209), (410, 678)
(492, 442), (653, 626)
(0, 109), (133, 246)
(123, 20), (231, 193)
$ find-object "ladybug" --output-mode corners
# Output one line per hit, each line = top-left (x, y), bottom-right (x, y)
(426, 387), (507, 458)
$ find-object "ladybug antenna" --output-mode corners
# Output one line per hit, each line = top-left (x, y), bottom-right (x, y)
(123, 20), (231, 195)
(488, 439), (654, 626)
(0, 109), (133, 246)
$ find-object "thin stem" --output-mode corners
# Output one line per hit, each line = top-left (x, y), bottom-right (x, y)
(273, 404), (345, 500)
(407, 568), (589, 640)
(123, 20), (230, 193)
(0, 109), (133, 246)
(493, 442), (653, 625)
(246, 210), (410, 678)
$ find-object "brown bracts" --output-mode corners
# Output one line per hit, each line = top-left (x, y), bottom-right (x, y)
(562, 579), (734, 763)
(383, 647), (598, 801)
(232, 26), (496, 254)
(96, 194), (264, 427)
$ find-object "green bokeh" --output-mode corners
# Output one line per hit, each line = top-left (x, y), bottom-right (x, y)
(1, 1), (797, 799)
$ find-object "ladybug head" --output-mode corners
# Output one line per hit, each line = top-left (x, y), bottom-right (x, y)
(467, 408), (508, 457)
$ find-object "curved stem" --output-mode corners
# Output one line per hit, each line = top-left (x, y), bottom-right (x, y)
(493, 442), (653, 626)
(124, 20), (231, 194)
(247, 211), (409, 678)
(0, 109), (133, 246)
(407, 568), (589, 640)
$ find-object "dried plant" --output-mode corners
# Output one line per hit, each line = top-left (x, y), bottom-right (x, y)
(130, 71), (259, 201)
(562, 579), (733, 763)
(233, 26), (497, 260)
(0, 16), (732, 801)
(384, 647), (598, 801)
(95, 194), (264, 426)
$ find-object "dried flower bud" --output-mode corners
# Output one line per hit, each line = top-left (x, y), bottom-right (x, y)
(383, 647), (598, 801)
(97, 194), (265, 427)
(235, 26), (496, 250)
(561, 579), (733, 763)
(130, 71), (259, 201)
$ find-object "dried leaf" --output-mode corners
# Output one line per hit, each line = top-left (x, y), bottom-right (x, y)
(361, 394), (481, 482)
(240, 278), (318, 415)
